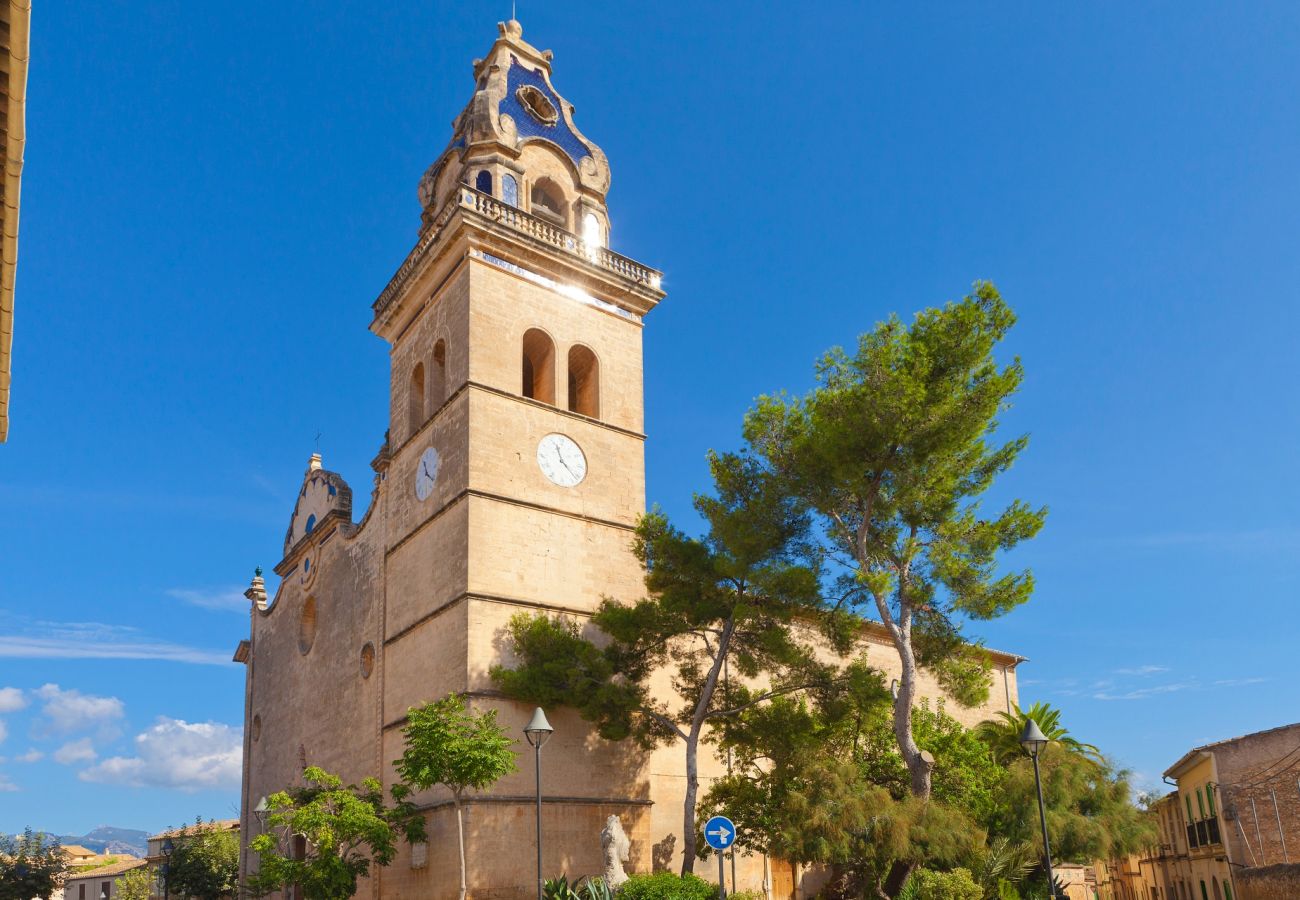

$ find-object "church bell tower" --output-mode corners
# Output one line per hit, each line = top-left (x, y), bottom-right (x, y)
(367, 18), (664, 896)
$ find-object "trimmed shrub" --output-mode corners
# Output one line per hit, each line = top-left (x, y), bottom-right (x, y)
(618, 872), (717, 900)
(903, 867), (983, 900)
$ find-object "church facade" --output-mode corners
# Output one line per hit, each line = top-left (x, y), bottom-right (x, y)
(236, 20), (1023, 899)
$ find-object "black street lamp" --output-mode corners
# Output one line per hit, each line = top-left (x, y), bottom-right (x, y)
(524, 707), (554, 900)
(161, 837), (175, 900)
(1020, 719), (1057, 899)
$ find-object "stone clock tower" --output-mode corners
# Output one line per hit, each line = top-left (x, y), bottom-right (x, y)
(237, 19), (669, 899)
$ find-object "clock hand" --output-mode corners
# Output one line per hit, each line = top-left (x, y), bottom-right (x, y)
(556, 454), (575, 476)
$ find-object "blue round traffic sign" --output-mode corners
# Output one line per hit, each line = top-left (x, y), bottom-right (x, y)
(703, 815), (736, 851)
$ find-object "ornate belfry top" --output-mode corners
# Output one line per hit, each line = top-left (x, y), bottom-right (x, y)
(416, 19), (611, 216)
(372, 19), (662, 334)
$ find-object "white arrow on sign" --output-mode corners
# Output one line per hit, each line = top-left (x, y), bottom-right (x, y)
(707, 823), (732, 846)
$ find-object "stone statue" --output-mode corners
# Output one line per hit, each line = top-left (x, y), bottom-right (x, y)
(601, 814), (631, 889)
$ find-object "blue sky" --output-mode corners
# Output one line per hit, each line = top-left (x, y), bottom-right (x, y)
(2, 1), (1299, 834)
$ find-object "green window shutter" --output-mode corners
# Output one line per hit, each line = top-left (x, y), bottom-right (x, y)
(1201, 881), (1209, 900)
(1224, 884), (1233, 900)
(1186, 794), (1194, 820)
(1207, 785), (1216, 816)
(1197, 787), (1206, 818)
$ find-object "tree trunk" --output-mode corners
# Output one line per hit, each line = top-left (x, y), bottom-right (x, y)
(890, 611), (933, 799)
(680, 617), (735, 877)
(681, 731), (700, 876)
(454, 792), (467, 900)
(880, 859), (916, 899)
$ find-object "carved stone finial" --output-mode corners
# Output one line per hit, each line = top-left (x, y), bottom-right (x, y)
(308, 452), (323, 472)
(600, 815), (631, 888)
(502, 19), (523, 39)
(245, 570), (268, 610)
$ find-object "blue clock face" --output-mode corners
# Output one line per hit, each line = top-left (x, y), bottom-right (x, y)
(415, 446), (441, 501)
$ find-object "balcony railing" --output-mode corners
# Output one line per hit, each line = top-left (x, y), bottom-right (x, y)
(457, 188), (662, 288)
(374, 187), (662, 318)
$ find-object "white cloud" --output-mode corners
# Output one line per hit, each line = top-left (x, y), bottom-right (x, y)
(165, 587), (248, 613)
(0, 687), (27, 713)
(1094, 682), (1197, 701)
(35, 684), (125, 737)
(54, 738), (97, 765)
(0, 774), (17, 792)
(1214, 677), (1268, 688)
(0, 620), (232, 666)
(1115, 665), (1169, 676)
(0, 720), (7, 745)
(80, 718), (242, 791)
(12, 749), (42, 763)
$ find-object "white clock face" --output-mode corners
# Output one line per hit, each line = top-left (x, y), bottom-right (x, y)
(414, 446), (440, 501)
(537, 433), (587, 487)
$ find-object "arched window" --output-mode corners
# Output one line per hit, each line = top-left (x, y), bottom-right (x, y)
(568, 344), (599, 418)
(474, 170), (492, 195)
(409, 362), (425, 433)
(298, 596), (317, 655)
(431, 340), (447, 410)
(531, 179), (566, 226)
(521, 328), (555, 404)
(582, 212), (604, 249)
(1211, 879), (1221, 900)
(502, 173), (519, 207)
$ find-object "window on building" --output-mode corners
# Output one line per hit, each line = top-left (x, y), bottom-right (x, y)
(299, 596), (317, 655)
(409, 361), (426, 434)
(1200, 881), (1208, 900)
(521, 328), (555, 404)
(1212, 878), (1222, 900)
(305, 514), (316, 535)
(502, 173), (519, 207)
(431, 340), (447, 410)
(101, 882), (110, 899)
(1197, 787), (1205, 818)
(581, 212), (604, 249)
(79, 885), (86, 900)
(1206, 784), (1216, 816)
(530, 179), (566, 227)
(567, 344), (599, 418)
(474, 170), (492, 195)
(1223, 883), (1232, 900)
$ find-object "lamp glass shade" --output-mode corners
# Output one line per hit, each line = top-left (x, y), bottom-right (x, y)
(1019, 719), (1049, 757)
(161, 838), (175, 856)
(524, 707), (553, 746)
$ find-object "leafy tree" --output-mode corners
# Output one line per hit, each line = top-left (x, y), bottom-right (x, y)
(858, 700), (1006, 824)
(744, 284), (1046, 889)
(114, 865), (154, 900)
(492, 451), (843, 874)
(394, 695), (517, 900)
(983, 745), (1153, 865)
(247, 767), (425, 900)
(0, 829), (67, 900)
(165, 819), (239, 900)
(745, 284), (1043, 784)
(703, 680), (988, 899)
(974, 702), (1101, 766)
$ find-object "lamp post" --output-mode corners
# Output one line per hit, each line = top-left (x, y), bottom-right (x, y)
(1020, 719), (1057, 899)
(524, 707), (554, 900)
(160, 837), (175, 900)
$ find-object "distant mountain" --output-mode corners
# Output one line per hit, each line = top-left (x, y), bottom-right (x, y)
(57, 826), (149, 859)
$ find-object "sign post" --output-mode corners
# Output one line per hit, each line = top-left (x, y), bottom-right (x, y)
(703, 815), (737, 899)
